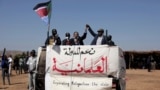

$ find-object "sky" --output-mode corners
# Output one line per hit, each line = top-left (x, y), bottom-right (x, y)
(0, 0), (160, 51)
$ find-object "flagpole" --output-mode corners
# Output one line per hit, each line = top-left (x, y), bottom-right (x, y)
(33, 0), (52, 46)
(47, 0), (52, 45)
(47, 24), (50, 45)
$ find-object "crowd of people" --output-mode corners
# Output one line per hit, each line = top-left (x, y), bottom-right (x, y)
(0, 24), (116, 89)
(45, 24), (115, 46)
(0, 50), (36, 89)
(124, 52), (160, 72)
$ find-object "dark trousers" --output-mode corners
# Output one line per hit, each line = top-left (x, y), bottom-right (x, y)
(2, 68), (11, 85)
(15, 65), (19, 74)
(148, 64), (151, 72)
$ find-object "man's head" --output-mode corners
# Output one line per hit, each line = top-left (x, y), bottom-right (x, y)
(52, 29), (57, 36)
(73, 31), (79, 38)
(30, 50), (36, 57)
(65, 32), (70, 39)
(97, 29), (104, 36)
(2, 55), (7, 60)
(9, 55), (12, 58)
(107, 35), (112, 41)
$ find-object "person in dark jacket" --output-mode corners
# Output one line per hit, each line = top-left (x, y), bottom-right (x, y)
(70, 28), (87, 45)
(1, 55), (11, 85)
(45, 29), (61, 46)
(147, 55), (152, 72)
(14, 56), (19, 74)
(62, 32), (73, 45)
(107, 35), (115, 46)
(86, 24), (107, 45)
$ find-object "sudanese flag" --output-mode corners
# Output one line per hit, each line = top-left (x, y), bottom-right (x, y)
(33, 0), (52, 25)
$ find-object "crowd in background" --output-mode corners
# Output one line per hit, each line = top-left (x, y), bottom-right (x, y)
(0, 51), (30, 85)
(0, 49), (37, 90)
(124, 52), (160, 72)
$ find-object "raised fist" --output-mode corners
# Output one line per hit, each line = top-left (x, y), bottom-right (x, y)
(86, 24), (90, 28)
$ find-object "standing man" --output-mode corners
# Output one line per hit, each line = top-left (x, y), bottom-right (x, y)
(0, 55), (2, 70)
(107, 35), (115, 46)
(14, 56), (19, 74)
(1, 55), (11, 85)
(27, 50), (37, 90)
(147, 55), (152, 72)
(86, 24), (107, 45)
(45, 29), (61, 46)
(71, 27), (87, 45)
(19, 56), (24, 74)
(24, 51), (30, 73)
(8, 55), (13, 75)
(62, 32), (73, 45)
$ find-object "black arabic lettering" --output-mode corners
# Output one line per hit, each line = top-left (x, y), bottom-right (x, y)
(64, 47), (95, 56)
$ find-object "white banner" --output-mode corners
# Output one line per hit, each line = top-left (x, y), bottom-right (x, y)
(45, 75), (112, 90)
(45, 45), (125, 90)
(47, 45), (109, 75)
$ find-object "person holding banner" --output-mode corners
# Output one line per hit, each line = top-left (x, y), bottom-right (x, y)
(86, 24), (107, 45)
(45, 29), (61, 46)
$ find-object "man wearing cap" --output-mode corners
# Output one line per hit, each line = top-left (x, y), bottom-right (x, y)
(86, 24), (107, 45)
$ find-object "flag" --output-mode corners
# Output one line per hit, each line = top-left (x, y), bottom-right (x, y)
(33, 0), (52, 25)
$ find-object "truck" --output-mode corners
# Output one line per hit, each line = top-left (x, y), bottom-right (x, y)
(35, 45), (126, 90)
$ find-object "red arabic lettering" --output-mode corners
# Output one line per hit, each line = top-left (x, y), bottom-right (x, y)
(92, 57), (106, 73)
(52, 56), (107, 75)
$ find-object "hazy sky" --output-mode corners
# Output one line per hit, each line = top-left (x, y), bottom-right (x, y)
(0, 0), (160, 51)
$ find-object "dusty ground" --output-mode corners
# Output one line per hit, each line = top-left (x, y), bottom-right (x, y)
(0, 69), (160, 90)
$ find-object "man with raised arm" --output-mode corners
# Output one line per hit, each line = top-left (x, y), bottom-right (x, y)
(86, 24), (107, 45)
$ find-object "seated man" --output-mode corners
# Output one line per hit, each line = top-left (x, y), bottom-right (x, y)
(45, 29), (61, 46)
(86, 24), (107, 45)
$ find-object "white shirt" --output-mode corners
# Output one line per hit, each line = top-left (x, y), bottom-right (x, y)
(8, 57), (13, 63)
(27, 56), (37, 72)
(96, 36), (103, 45)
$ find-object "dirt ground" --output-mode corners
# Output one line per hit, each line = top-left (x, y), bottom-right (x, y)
(0, 69), (160, 90)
